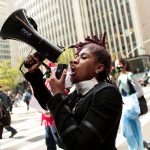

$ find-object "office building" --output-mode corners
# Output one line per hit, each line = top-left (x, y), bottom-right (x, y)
(10, 0), (150, 71)
(0, 0), (11, 61)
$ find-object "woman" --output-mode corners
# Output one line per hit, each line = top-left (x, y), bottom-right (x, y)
(24, 34), (122, 150)
(116, 58), (144, 150)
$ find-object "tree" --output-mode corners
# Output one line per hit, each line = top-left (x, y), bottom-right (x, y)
(0, 60), (22, 92)
(57, 47), (75, 64)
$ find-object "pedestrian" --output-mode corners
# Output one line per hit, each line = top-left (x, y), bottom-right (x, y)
(0, 90), (17, 139)
(41, 110), (63, 150)
(7, 91), (15, 113)
(22, 89), (32, 111)
(116, 58), (150, 150)
(15, 91), (22, 107)
(24, 33), (122, 150)
(41, 63), (64, 150)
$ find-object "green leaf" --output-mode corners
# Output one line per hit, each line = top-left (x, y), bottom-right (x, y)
(57, 47), (75, 64)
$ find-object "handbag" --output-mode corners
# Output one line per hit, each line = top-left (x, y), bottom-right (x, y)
(127, 78), (148, 115)
(138, 95), (148, 115)
(122, 94), (140, 119)
(0, 103), (11, 126)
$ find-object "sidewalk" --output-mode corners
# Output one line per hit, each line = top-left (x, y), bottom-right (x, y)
(12, 100), (38, 114)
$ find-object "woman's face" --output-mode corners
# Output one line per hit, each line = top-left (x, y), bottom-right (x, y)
(70, 47), (100, 83)
(116, 61), (125, 73)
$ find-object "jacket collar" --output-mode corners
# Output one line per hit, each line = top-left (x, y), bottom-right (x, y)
(75, 78), (98, 95)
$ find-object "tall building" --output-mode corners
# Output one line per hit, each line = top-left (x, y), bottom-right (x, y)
(13, 0), (79, 59)
(128, 0), (150, 72)
(78, 0), (150, 72)
(5, 0), (150, 71)
(0, 0), (11, 61)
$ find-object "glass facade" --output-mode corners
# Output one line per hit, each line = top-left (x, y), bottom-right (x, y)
(12, 0), (149, 63)
(0, 0), (11, 61)
(14, 0), (78, 57)
(79, 0), (138, 60)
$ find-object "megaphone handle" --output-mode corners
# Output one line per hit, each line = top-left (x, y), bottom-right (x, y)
(41, 62), (51, 73)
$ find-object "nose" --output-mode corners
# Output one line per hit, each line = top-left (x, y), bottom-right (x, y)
(70, 57), (78, 65)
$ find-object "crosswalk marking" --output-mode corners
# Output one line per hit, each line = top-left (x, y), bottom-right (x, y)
(2, 110), (150, 149)
(18, 139), (45, 150)
(0, 106), (63, 150)
(0, 108), (46, 150)
(0, 132), (44, 149)
(0, 121), (45, 149)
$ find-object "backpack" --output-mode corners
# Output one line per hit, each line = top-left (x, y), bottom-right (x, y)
(0, 103), (11, 126)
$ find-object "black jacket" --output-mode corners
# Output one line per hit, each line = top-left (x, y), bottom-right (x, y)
(25, 70), (122, 150)
(0, 91), (9, 108)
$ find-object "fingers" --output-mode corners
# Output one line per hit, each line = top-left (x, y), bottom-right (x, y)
(47, 69), (67, 95)
(48, 69), (67, 83)
(26, 54), (42, 72)
(28, 63), (40, 72)
(60, 69), (67, 83)
(50, 69), (67, 80)
(31, 55), (41, 64)
(25, 52), (41, 64)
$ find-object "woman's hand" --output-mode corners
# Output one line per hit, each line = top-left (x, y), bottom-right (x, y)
(24, 52), (42, 72)
(48, 69), (67, 96)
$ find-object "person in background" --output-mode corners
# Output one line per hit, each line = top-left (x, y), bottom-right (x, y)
(41, 110), (57, 150)
(41, 63), (64, 150)
(0, 90), (17, 139)
(24, 33), (122, 150)
(15, 91), (22, 107)
(7, 91), (15, 114)
(109, 64), (117, 87)
(22, 89), (32, 111)
(116, 58), (150, 150)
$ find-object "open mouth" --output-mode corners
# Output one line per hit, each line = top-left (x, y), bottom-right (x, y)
(70, 66), (76, 76)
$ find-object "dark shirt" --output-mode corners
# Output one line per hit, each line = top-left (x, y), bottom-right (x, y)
(25, 69), (122, 150)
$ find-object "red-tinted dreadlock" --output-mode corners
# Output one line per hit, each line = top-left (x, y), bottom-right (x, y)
(69, 32), (106, 52)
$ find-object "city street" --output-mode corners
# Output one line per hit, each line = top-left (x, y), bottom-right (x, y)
(0, 85), (150, 150)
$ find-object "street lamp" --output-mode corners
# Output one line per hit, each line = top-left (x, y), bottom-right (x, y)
(127, 39), (150, 58)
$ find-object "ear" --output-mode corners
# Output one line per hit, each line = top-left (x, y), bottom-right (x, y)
(95, 64), (104, 74)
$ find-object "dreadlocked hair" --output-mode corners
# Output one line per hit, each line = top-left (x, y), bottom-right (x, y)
(69, 32), (106, 52)
(69, 32), (112, 83)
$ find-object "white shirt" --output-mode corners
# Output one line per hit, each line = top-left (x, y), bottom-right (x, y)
(118, 72), (143, 98)
(75, 78), (98, 95)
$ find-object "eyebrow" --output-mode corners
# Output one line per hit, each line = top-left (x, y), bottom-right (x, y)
(78, 52), (87, 57)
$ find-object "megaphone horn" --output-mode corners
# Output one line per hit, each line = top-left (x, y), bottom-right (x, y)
(0, 9), (62, 62)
